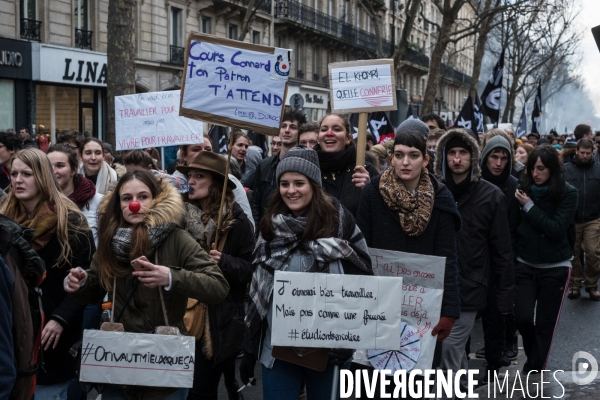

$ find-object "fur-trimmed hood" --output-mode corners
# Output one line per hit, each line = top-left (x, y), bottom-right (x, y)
(112, 163), (127, 179)
(434, 128), (482, 183)
(99, 176), (185, 229)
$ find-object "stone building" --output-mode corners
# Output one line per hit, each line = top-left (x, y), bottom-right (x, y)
(0, 0), (474, 141)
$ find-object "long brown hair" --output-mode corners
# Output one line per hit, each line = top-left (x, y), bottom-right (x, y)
(0, 148), (89, 267)
(259, 179), (339, 242)
(96, 169), (160, 289)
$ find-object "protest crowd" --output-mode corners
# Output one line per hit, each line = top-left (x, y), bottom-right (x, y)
(2, 110), (599, 400)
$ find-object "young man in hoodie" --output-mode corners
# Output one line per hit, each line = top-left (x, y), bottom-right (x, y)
(434, 129), (515, 397)
(476, 136), (519, 374)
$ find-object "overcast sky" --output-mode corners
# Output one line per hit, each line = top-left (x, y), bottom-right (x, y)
(579, 0), (600, 117)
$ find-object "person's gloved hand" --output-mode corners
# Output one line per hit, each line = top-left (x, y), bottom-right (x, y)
(328, 348), (354, 366)
(239, 353), (256, 385)
(432, 317), (455, 341)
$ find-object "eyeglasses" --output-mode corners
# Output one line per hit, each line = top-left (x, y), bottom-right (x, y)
(271, 142), (282, 147)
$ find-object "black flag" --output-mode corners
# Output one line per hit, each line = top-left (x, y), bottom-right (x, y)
(406, 104), (418, 120)
(480, 50), (504, 124)
(350, 113), (368, 140)
(368, 111), (395, 144)
(246, 131), (269, 159)
(208, 124), (229, 154)
(515, 103), (528, 138)
(531, 83), (542, 135)
(473, 93), (484, 133)
(455, 96), (476, 132)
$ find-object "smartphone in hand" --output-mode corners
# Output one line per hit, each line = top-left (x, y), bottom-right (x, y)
(131, 258), (146, 271)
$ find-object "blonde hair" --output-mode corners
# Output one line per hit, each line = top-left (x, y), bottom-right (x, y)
(0, 148), (89, 267)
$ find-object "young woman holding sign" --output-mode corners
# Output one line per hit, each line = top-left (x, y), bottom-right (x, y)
(238, 146), (373, 400)
(314, 114), (378, 216)
(177, 151), (255, 400)
(355, 131), (461, 398)
(0, 148), (95, 400)
(65, 170), (230, 400)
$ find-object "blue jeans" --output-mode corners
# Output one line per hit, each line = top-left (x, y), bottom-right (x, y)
(32, 382), (69, 400)
(100, 386), (189, 399)
(262, 359), (342, 400)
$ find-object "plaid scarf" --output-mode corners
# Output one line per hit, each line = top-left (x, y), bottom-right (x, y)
(247, 201), (371, 322)
(112, 223), (176, 262)
(379, 168), (435, 237)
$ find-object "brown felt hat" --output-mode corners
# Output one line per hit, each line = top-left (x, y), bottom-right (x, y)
(176, 151), (236, 189)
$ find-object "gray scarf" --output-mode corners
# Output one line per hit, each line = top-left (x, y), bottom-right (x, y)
(112, 223), (176, 262)
(184, 203), (217, 252)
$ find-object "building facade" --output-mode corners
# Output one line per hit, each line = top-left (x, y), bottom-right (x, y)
(0, 0), (475, 141)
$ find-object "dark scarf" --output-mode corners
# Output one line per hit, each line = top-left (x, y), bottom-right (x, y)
(247, 200), (371, 321)
(481, 162), (510, 188)
(111, 223), (177, 262)
(13, 201), (58, 252)
(86, 173), (98, 186)
(379, 168), (435, 237)
(68, 175), (96, 209)
(530, 184), (549, 202)
(445, 164), (472, 200)
(314, 144), (356, 173)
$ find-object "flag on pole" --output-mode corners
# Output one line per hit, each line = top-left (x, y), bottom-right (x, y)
(473, 93), (484, 133)
(480, 50), (505, 124)
(208, 124), (229, 154)
(455, 96), (475, 131)
(350, 113), (368, 140)
(350, 112), (395, 144)
(531, 82), (542, 134)
(406, 104), (418, 120)
(515, 103), (528, 138)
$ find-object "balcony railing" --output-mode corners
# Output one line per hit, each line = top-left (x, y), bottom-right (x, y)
(170, 45), (185, 65)
(75, 29), (93, 50)
(276, 0), (392, 55)
(240, 0), (272, 13)
(20, 18), (42, 41)
(441, 63), (472, 85)
(402, 48), (429, 69)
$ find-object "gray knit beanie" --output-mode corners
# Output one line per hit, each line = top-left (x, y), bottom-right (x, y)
(276, 146), (322, 187)
(396, 118), (430, 139)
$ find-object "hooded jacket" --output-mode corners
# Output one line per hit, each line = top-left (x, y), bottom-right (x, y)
(564, 156), (600, 224)
(480, 136), (519, 210)
(434, 129), (514, 313)
(356, 173), (461, 318)
(72, 177), (230, 399)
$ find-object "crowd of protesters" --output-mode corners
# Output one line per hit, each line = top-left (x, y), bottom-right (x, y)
(0, 113), (598, 400)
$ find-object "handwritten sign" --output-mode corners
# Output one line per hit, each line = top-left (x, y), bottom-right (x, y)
(79, 330), (195, 388)
(115, 90), (204, 151)
(271, 271), (402, 350)
(179, 32), (291, 136)
(329, 59), (396, 113)
(353, 248), (446, 373)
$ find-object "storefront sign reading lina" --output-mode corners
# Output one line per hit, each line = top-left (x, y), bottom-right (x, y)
(32, 44), (107, 87)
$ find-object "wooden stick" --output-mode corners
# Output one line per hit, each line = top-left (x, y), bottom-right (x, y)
(214, 129), (234, 246)
(356, 112), (368, 166)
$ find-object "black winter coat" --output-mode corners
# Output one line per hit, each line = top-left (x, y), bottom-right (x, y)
(356, 173), (462, 319)
(36, 213), (95, 385)
(250, 155), (280, 229)
(497, 175), (519, 210)
(207, 202), (255, 365)
(320, 162), (379, 217)
(564, 157), (600, 224)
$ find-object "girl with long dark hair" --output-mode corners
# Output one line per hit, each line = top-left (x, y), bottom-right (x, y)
(509, 145), (578, 372)
(238, 146), (373, 399)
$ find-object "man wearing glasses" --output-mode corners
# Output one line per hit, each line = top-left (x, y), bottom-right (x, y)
(270, 136), (282, 157)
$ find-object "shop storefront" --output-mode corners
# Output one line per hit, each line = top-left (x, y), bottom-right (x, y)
(0, 38), (32, 132)
(286, 84), (330, 122)
(32, 44), (107, 142)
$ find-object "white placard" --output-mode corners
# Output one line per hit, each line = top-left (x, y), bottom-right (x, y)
(180, 33), (291, 135)
(329, 59), (396, 113)
(80, 330), (195, 388)
(353, 248), (446, 373)
(271, 272), (402, 350)
(115, 90), (204, 151)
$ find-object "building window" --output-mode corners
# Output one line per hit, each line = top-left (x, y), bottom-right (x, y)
(252, 30), (261, 44)
(0, 79), (15, 131)
(75, 0), (92, 49)
(276, 35), (282, 48)
(20, 0), (41, 41)
(295, 41), (304, 78)
(422, 78), (425, 96)
(20, 0), (38, 20)
(171, 7), (182, 47)
(229, 24), (238, 40)
(201, 17), (212, 34)
(312, 46), (319, 81)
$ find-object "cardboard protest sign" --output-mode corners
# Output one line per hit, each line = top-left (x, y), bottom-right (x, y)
(353, 248), (446, 374)
(80, 330), (195, 388)
(271, 271), (402, 350)
(329, 59), (397, 114)
(115, 90), (204, 151)
(179, 32), (291, 136)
